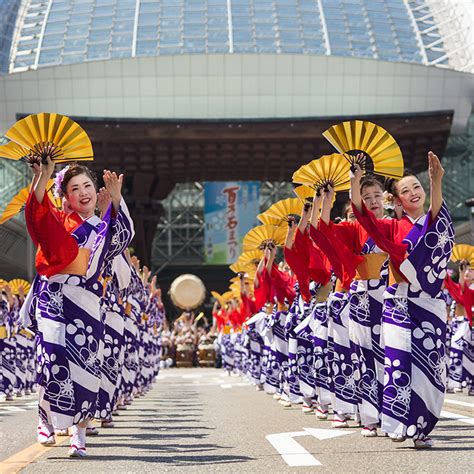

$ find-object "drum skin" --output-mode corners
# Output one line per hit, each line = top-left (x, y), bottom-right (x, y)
(169, 274), (206, 310)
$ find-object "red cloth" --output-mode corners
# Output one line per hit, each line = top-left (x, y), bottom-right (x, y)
(351, 202), (413, 278)
(254, 270), (270, 310)
(444, 275), (464, 305)
(309, 224), (360, 290)
(284, 246), (311, 302)
(294, 229), (331, 286)
(461, 284), (474, 327)
(267, 264), (296, 305)
(25, 191), (83, 277)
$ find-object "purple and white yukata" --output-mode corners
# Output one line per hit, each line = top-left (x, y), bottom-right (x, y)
(0, 298), (16, 397)
(381, 203), (454, 440)
(32, 199), (134, 429)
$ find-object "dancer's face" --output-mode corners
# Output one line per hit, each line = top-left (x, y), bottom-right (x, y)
(65, 173), (97, 218)
(361, 184), (384, 219)
(394, 176), (426, 216)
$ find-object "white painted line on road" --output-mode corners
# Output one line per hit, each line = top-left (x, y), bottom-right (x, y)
(266, 428), (353, 467)
(0, 406), (26, 412)
(444, 398), (474, 408)
(221, 384), (233, 389)
(440, 410), (474, 426)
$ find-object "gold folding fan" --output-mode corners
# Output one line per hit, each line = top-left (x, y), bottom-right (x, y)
(222, 291), (236, 303)
(293, 185), (315, 202)
(292, 154), (351, 192)
(8, 278), (31, 295)
(238, 250), (263, 266)
(451, 244), (474, 268)
(0, 180), (61, 225)
(257, 212), (282, 226)
(5, 113), (94, 164)
(0, 141), (41, 165)
(0, 279), (8, 288)
(261, 198), (301, 224)
(323, 120), (404, 179)
(229, 261), (253, 274)
(243, 224), (287, 251)
(211, 291), (226, 307)
(0, 186), (30, 225)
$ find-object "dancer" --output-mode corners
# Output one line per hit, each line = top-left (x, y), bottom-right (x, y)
(25, 152), (134, 457)
(350, 152), (454, 448)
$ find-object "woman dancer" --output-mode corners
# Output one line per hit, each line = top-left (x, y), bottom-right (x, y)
(350, 152), (454, 448)
(26, 153), (134, 457)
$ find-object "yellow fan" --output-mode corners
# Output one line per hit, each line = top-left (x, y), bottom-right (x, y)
(243, 224), (287, 251)
(5, 113), (94, 164)
(292, 154), (351, 192)
(0, 141), (41, 165)
(8, 279), (31, 295)
(0, 279), (8, 288)
(0, 186), (30, 225)
(0, 180), (61, 225)
(451, 244), (474, 268)
(293, 185), (315, 202)
(262, 198), (301, 224)
(211, 291), (226, 307)
(222, 291), (236, 303)
(323, 120), (404, 179)
(238, 250), (264, 266)
(257, 212), (281, 226)
(229, 261), (253, 274)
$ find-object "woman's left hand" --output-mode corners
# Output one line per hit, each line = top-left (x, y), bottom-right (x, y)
(103, 169), (123, 209)
(428, 151), (444, 184)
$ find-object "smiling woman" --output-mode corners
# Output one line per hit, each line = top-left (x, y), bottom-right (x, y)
(23, 152), (135, 457)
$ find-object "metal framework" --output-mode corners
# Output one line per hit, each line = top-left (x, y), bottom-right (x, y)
(406, 0), (473, 72)
(151, 181), (294, 273)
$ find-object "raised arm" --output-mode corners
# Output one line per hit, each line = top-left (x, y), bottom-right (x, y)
(285, 216), (297, 249)
(320, 184), (335, 225)
(33, 152), (55, 203)
(428, 151), (444, 221)
(298, 202), (311, 233)
(310, 188), (323, 229)
(349, 161), (364, 214)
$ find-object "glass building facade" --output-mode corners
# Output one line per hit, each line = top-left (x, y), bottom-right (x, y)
(2, 0), (450, 73)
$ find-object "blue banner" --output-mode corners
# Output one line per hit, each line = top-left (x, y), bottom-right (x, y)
(204, 181), (260, 264)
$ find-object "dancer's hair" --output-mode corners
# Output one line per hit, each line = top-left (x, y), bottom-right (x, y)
(360, 175), (384, 194)
(384, 170), (419, 197)
(60, 164), (98, 197)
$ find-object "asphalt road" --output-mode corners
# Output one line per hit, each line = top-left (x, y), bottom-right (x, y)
(1, 368), (473, 473)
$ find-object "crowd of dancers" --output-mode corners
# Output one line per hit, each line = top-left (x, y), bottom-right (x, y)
(1, 155), (165, 457)
(212, 148), (473, 450)
(0, 114), (472, 459)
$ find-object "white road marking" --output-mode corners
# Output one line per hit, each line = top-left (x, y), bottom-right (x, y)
(444, 398), (474, 408)
(0, 406), (26, 412)
(440, 410), (474, 426)
(266, 428), (353, 467)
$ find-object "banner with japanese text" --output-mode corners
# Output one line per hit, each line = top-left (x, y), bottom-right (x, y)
(204, 181), (260, 264)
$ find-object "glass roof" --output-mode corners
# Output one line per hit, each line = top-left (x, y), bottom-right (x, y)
(1, 0), (448, 73)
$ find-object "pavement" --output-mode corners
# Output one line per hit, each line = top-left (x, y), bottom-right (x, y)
(0, 368), (473, 473)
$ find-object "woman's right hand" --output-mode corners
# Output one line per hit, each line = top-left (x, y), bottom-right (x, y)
(41, 148), (56, 179)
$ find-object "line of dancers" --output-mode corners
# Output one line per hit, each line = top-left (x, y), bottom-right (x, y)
(213, 151), (473, 449)
(0, 154), (165, 457)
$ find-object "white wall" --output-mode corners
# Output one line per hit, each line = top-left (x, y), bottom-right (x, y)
(0, 54), (472, 134)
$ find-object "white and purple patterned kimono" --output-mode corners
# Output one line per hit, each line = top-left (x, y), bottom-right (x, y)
(121, 265), (143, 400)
(34, 199), (134, 429)
(327, 291), (355, 414)
(96, 254), (131, 420)
(0, 297), (16, 397)
(348, 239), (389, 426)
(244, 309), (267, 386)
(381, 203), (454, 440)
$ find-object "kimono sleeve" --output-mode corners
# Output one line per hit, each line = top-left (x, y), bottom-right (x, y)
(399, 202), (454, 296)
